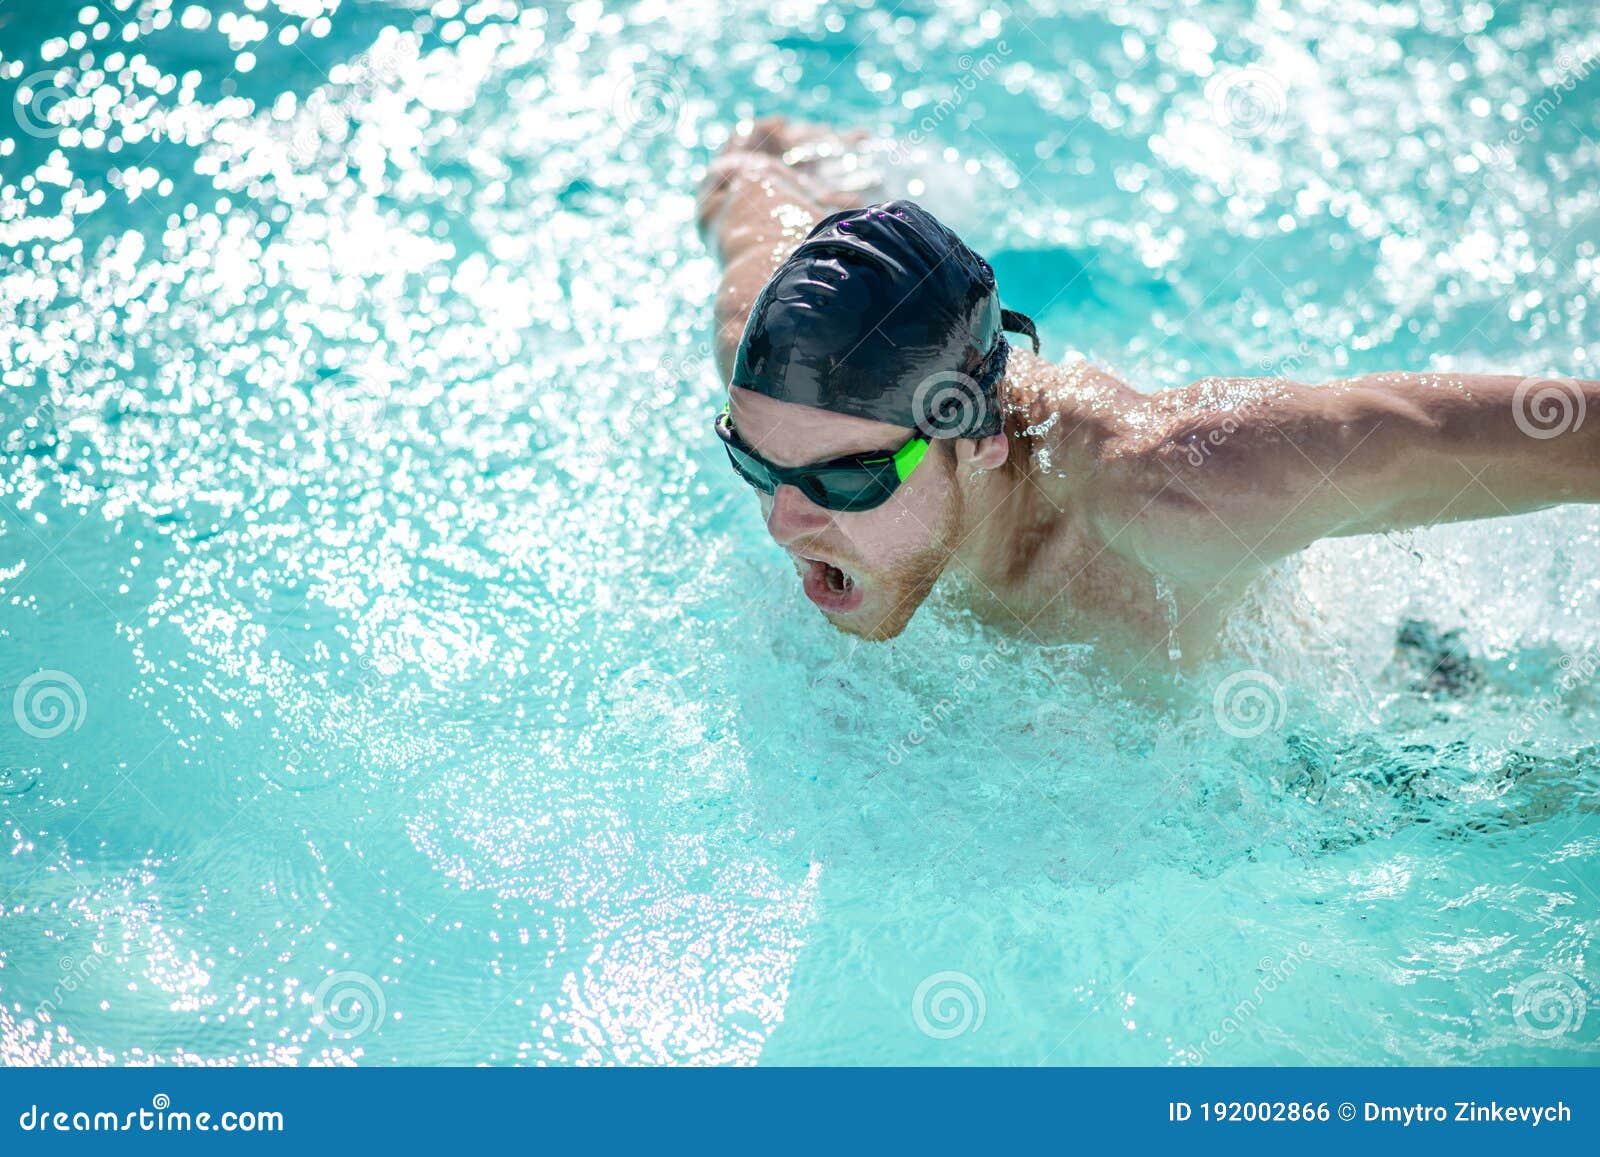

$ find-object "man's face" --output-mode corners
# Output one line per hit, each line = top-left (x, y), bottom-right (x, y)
(727, 385), (964, 641)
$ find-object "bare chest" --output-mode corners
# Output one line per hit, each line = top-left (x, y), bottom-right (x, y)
(954, 526), (1243, 672)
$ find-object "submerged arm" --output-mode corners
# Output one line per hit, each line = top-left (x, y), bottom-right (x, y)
(1099, 371), (1600, 587)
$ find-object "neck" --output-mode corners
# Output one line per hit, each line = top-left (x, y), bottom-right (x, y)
(952, 353), (1136, 593)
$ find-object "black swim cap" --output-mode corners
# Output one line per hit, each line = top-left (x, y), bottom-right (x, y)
(730, 200), (1038, 439)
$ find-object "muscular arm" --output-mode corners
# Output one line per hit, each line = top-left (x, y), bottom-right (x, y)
(1102, 371), (1600, 588)
(695, 122), (847, 381)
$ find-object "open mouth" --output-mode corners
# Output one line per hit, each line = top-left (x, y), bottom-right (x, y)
(798, 554), (865, 613)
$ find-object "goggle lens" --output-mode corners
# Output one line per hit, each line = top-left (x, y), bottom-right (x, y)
(714, 409), (919, 514)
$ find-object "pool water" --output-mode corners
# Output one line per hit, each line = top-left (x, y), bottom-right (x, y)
(2, 0), (1597, 1065)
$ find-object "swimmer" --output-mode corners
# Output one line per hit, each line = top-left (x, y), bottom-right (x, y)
(697, 117), (1600, 667)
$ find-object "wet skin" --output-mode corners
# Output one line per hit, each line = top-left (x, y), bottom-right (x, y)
(697, 117), (1600, 673)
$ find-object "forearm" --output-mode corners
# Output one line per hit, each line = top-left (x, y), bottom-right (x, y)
(696, 154), (827, 378)
(1339, 372), (1599, 511)
(696, 118), (882, 377)
(696, 152), (824, 261)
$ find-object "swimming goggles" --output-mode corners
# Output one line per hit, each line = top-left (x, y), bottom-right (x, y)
(713, 404), (929, 513)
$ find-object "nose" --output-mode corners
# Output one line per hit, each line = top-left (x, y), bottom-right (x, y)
(764, 483), (831, 546)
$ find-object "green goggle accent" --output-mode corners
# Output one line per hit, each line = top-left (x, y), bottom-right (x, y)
(714, 405), (929, 513)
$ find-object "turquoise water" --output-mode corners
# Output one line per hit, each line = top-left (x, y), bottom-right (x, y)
(1, 0), (1597, 1065)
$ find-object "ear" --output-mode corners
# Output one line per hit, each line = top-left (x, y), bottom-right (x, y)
(957, 432), (1009, 472)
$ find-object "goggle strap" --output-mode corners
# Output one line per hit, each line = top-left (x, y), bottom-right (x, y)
(1001, 307), (1040, 354)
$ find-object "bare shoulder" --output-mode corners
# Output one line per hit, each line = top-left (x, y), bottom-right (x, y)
(1083, 374), (1366, 490)
(1002, 354), (1224, 515)
(1004, 351), (1143, 463)
(1006, 369), (1285, 576)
